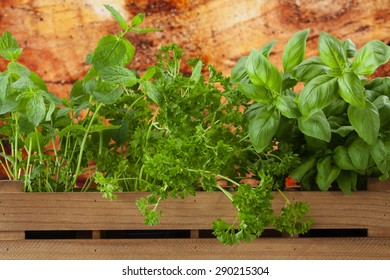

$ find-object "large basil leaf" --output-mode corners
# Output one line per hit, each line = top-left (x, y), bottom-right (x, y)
(352, 40), (390, 76)
(238, 83), (273, 103)
(248, 107), (280, 152)
(291, 56), (330, 83)
(230, 56), (249, 84)
(298, 74), (337, 116)
(337, 170), (357, 194)
(318, 32), (348, 70)
(246, 49), (282, 92)
(338, 72), (365, 107)
(298, 110), (331, 142)
(369, 139), (390, 175)
(348, 138), (372, 170)
(276, 94), (300, 119)
(290, 156), (316, 181)
(316, 156), (340, 191)
(333, 146), (355, 170)
(259, 40), (278, 58)
(347, 100), (379, 145)
(282, 28), (310, 73)
(373, 95), (390, 129)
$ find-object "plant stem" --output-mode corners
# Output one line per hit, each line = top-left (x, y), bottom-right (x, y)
(277, 188), (291, 205)
(71, 103), (103, 188)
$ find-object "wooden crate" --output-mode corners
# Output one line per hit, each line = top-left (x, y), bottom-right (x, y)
(0, 180), (389, 260)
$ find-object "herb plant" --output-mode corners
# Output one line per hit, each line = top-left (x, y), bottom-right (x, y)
(231, 28), (390, 193)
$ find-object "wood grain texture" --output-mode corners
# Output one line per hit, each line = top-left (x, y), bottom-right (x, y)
(0, 189), (389, 232)
(0, 0), (389, 97)
(0, 238), (389, 259)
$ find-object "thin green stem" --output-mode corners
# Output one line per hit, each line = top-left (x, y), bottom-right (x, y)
(277, 189), (291, 206)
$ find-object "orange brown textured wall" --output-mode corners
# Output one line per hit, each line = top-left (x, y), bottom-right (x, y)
(0, 0), (389, 97)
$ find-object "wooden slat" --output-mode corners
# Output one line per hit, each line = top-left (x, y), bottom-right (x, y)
(0, 181), (25, 240)
(1, 190), (389, 232)
(0, 238), (389, 260)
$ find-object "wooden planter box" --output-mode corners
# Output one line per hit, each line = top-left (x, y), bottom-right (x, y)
(0, 180), (389, 260)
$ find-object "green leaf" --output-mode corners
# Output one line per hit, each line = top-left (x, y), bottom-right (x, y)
(248, 108), (280, 152)
(337, 171), (357, 194)
(0, 72), (10, 102)
(276, 94), (300, 119)
(58, 125), (86, 137)
(373, 95), (390, 129)
(29, 71), (48, 91)
(318, 32), (347, 70)
(141, 66), (156, 81)
(8, 61), (30, 77)
(316, 156), (340, 191)
(230, 56), (249, 84)
(338, 72), (365, 107)
(348, 138), (372, 170)
(352, 40), (390, 76)
(366, 77), (390, 96)
(369, 138), (390, 175)
(140, 80), (162, 105)
(297, 75), (337, 116)
(347, 100), (379, 145)
(282, 28), (310, 73)
(259, 40), (278, 58)
(0, 93), (18, 114)
(190, 60), (203, 83)
(92, 84), (123, 105)
(26, 91), (46, 126)
(246, 49), (282, 92)
(100, 66), (138, 86)
(104, 4), (129, 30)
(342, 39), (357, 58)
(237, 83), (273, 103)
(0, 31), (23, 61)
(91, 35), (127, 70)
(290, 156), (316, 181)
(333, 146), (355, 170)
(298, 110), (331, 142)
(131, 13), (145, 28)
(122, 39), (136, 65)
(24, 130), (44, 152)
(291, 56), (330, 83)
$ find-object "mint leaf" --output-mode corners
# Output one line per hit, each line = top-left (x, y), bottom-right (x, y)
(131, 13), (145, 28)
(26, 91), (46, 126)
(0, 31), (23, 61)
(103, 4), (129, 30)
(92, 82), (123, 104)
(0, 72), (10, 102)
(91, 35), (127, 70)
(100, 66), (138, 86)
(8, 61), (30, 77)
(282, 28), (310, 73)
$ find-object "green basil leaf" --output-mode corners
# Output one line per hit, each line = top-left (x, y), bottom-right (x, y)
(373, 95), (390, 129)
(100, 66), (138, 86)
(230, 56), (249, 84)
(238, 83), (273, 103)
(260, 40), (278, 58)
(352, 40), (390, 76)
(298, 110), (331, 142)
(290, 156), (316, 181)
(318, 32), (347, 70)
(333, 146), (355, 170)
(276, 94), (300, 119)
(104, 4), (129, 30)
(337, 170), (357, 194)
(369, 138), (390, 174)
(316, 156), (340, 191)
(248, 108), (280, 152)
(338, 72), (365, 107)
(282, 28), (310, 73)
(291, 56), (330, 83)
(348, 138), (372, 170)
(347, 100), (379, 145)
(342, 39), (357, 58)
(297, 75), (337, 116)
(246, 49), (282, 92)
(365, 77), (390, 96)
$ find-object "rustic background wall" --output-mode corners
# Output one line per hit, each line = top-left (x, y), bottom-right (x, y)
(0, 0), (389, 98)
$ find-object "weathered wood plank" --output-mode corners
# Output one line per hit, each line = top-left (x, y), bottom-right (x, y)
(0, 0), (389, 97)
(0, 238), (389, 259)
(1, 190), (389, 232)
